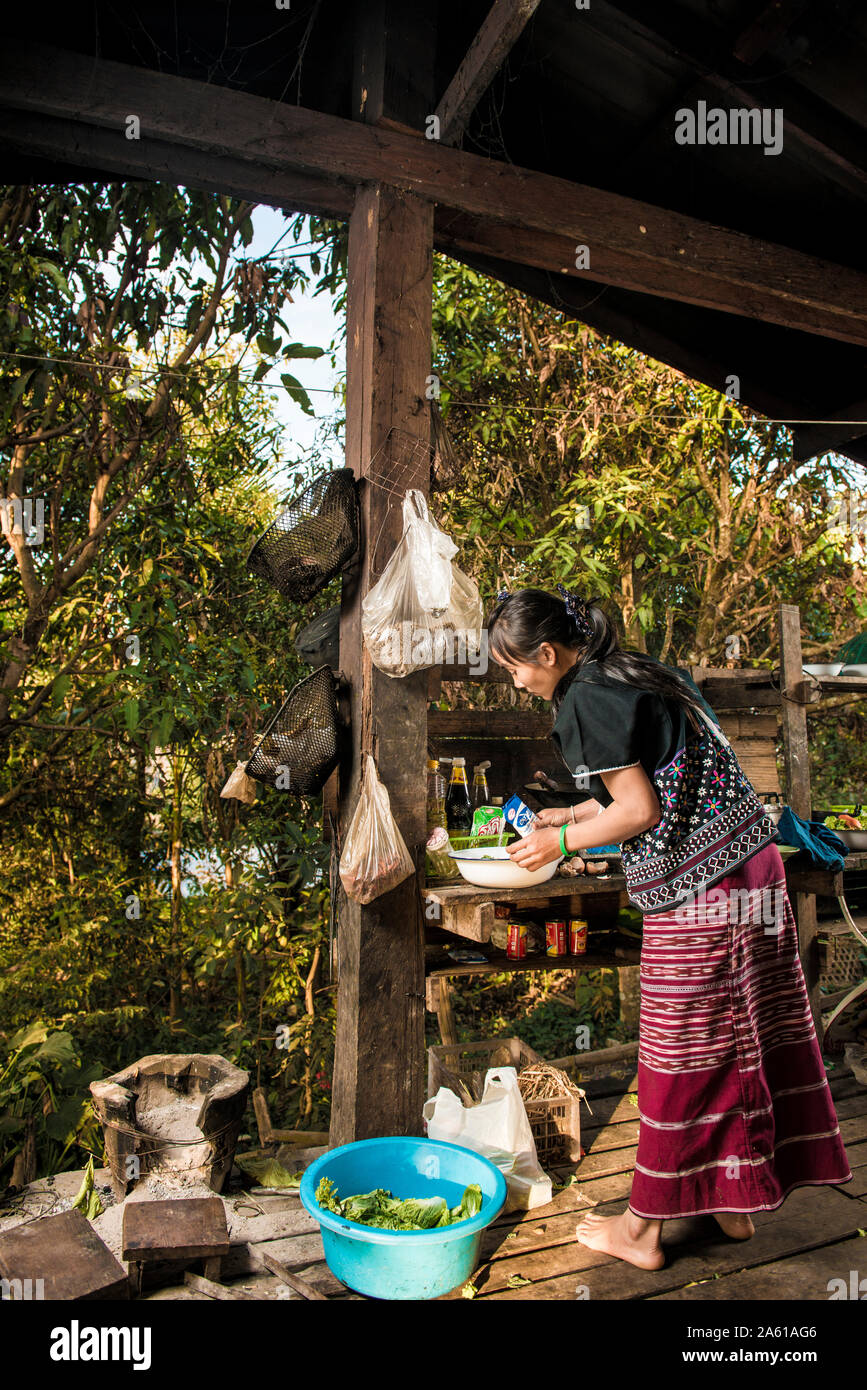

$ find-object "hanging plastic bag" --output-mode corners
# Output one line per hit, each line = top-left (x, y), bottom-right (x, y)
(220, 760), (257, 805)
(361, 490), (483, 678)
(422, 1066), (553, 1212)
(339, 755), (415, 904)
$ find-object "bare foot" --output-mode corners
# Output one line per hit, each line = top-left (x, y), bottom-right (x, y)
(575, 1209), (665, 1270)
(713, 1212), (755, 1239)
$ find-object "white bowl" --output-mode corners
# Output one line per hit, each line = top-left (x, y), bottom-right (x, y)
(448, 846), (564, 889)
(840, 664), (867, 678)
(802, 663), (843, 677)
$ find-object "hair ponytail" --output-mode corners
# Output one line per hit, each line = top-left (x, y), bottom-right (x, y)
(488, 587), (707, 733)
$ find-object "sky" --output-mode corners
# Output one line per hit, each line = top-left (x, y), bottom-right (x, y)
(246, 206), (345, 479)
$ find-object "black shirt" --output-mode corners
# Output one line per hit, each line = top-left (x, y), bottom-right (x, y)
(548, 657), (778, 914)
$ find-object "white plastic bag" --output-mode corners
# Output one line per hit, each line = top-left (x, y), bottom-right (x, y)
(361, 490), (482, 677)
(219, 760), (257, 805)
(422, 1066), (553, 1212)
(339, 755), (415, 904)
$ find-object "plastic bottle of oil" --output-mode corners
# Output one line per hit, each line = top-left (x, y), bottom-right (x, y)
(472, 760), (491, 809)
(426, 758), (447, 833)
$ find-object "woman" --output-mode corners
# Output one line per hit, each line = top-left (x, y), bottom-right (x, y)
(488, 584), (852, 1271)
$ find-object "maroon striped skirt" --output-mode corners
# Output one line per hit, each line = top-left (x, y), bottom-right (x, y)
(628, 842), (852, 1220)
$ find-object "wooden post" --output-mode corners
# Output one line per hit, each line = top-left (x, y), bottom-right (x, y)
(778, 603), (821, 1021)
(330, 11), (435, 1144)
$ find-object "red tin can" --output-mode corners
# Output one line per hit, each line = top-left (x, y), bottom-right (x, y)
(569, 918), (588, 955)
(545, 920), (567, 956)
(506, 921), (528, 959)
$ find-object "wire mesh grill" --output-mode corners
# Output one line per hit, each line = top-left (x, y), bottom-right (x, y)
(362, 426), (434, 504)
(246, 468), (359, 604)
(246, 666), (341, 795)
(362, 427), (436, 579)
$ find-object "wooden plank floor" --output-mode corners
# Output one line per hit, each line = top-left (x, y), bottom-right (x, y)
(438, 1066), (867, 1301)
(152, 1064), (865, 1302)
(5, 1067), (862, 1301)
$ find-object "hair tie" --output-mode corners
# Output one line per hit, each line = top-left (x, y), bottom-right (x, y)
(496, 587), (510, 604)
(556, 583), (594, 640)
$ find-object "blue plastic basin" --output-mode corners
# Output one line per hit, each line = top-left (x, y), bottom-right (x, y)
(299, 1136), (507, 1300)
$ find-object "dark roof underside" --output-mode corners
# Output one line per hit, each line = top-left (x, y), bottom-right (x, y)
(3, 0), (866, 463)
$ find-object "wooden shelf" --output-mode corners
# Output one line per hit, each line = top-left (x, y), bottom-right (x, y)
(423, 852), (867, 943)
(428, 708), (551, 738)
(424, 945), (641, 1011)
(423, 870), (624, 907)
(422, 870), (627, 941)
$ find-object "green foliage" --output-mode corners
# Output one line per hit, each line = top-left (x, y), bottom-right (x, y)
(0, 187), (336, 1178)
(0, 1023), (103, 1183)
(428, 256), (865, 677)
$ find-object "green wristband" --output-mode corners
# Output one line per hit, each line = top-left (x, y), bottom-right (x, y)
(559, 823), (572, 858)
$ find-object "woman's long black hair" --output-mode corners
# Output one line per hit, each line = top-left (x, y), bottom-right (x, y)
(487, 588), (707, 734)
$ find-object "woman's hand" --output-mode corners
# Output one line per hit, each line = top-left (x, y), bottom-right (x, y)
(534, 806), (573, 828)
(506, 826), (576, 871)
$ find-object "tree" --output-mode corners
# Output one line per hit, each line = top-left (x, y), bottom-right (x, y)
(429, 259), (866, 671)
(0, 183), (322, 805)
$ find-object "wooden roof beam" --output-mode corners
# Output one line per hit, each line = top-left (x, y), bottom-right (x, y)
(434, 0), (542, 146)
(792, 402), (867, 461)
(16, 105), (855, 345)
(732, 0), (812, 66)
(1, 41), (866, 345)
(432, 209), (865, 346)
(0, 110), (356, 221)
(601, 0), (867, 195)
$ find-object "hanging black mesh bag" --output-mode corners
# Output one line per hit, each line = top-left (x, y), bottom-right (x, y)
(246, 666), (341, 795)
(246, 468), (359, 604)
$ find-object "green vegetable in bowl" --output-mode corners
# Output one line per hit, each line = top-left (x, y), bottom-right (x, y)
(314, 1176), (483, 1229)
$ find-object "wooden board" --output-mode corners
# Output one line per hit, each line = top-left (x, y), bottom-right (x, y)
(424, 946), (640, 1009)
(0, 1209), (129, 1301)
(650, 1233), (867, 1300)
(718, 711), (779, 738)
(330, 24), (434, 1145)
(423, 872), (628, 908)
(428, 709), (553, 739)
(443, 1186), (864, 1300)
(122, 1197), (229, 1263)
(5, 45), (867, 344)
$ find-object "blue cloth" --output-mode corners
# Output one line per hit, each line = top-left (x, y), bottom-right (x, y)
(776, 807), (849, 872)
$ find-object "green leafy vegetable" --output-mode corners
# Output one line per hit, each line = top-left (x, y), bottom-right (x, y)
(70, 1155), (103, 1220)
(462, 1281), (478, 1299)
(234, 1154), (303, 1188)
(315, 1179), (484, 1230)
(507, 1273), (532, 1288)
(315, 1176), (341, 1214)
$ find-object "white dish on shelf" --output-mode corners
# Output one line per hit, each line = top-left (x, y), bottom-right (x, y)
(802, 663), (843, 677)
(448, 845), (564, 888)
(840, 664), (867, 678)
